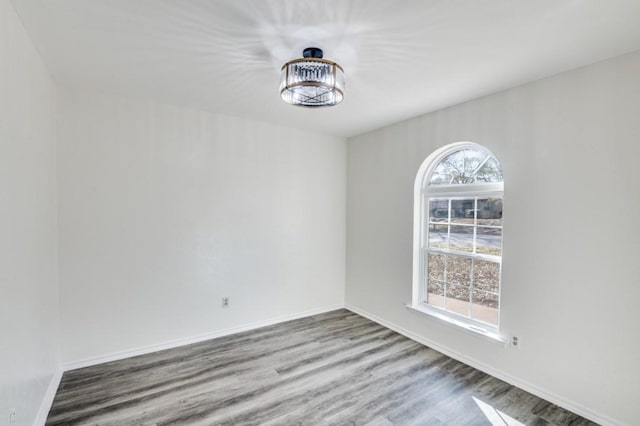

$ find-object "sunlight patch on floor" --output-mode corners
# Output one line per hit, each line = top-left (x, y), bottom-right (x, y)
(473, 396), (525, 426)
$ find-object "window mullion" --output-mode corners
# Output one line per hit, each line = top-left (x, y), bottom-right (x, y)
(469, 197), (477, 319)
(473, 197), (478, 254)
(426, 184), (503, 197)
(444, 199), (452, 310)
(469, 257), (475, 320)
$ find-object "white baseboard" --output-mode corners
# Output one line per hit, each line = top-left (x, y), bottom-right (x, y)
(345, 303), (619, 426)
(63, 304), (344, 371)
(34, 367), (63, 426)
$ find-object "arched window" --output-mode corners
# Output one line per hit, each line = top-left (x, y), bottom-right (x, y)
(412, 142), (503, 335)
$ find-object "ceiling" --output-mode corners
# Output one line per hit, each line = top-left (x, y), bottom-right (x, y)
(11, 0), (640, 138)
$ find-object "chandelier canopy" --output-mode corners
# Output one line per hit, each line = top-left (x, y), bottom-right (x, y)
(280, 47), (344, 107)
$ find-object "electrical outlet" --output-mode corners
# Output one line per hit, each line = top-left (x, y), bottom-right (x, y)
(222, 297), (230, 308)
(9, 410), (16, 426)
(511, 335), (521, 349)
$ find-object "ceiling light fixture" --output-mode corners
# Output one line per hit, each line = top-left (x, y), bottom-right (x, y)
(280, 47), (344, 107)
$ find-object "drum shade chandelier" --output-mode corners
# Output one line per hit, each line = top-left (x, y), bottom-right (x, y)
(280, 47), (344, 107)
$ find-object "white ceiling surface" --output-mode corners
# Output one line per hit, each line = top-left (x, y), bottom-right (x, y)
(11, 0), (640, 137)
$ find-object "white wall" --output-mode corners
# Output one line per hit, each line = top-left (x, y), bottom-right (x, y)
(346, 50), (640, 425)
(0, 0), (60, 424)
(57, 86), (346, 363)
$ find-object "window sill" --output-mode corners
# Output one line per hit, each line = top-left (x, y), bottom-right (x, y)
(406, 304), (506, 346)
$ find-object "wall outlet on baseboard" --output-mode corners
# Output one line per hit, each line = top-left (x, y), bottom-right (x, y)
(222, 297), (230, 308)
(9, 410), (16, 426)
(511, 335), (521, 349)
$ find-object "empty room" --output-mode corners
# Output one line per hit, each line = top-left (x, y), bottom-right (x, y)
(2, 0), (639, 425)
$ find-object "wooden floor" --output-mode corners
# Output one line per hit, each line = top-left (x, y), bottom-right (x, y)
(46, 309), (596, 425)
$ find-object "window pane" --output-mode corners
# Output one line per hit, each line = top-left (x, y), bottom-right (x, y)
(432, 150), (477, 185)
(428, 149), (503, 185)
(476, 198), (502, 221)
(448, 225), (472, 253)
(428, 253), (445, 280)
(447, 256), (471, 286)
(472, 290), (499, 326)
(429, 199), (449, 220)
(428, 199), (449, 249)
(474, 157), (503, 183)
(450, 199), (472, 221)
(473, 259), (500, 293)
(476, 227), (502, 256)
(462, 150), (488, 183)
(427, 280), (445, 308)
(476, 197), (501, 255)
(477, 217), (502, 227)
(429, 150), (465, 185)
(428, 225), (448, 250)
(451, 200), (475, 254)
(445, 284), (470, 316)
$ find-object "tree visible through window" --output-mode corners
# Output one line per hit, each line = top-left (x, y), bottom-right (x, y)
(413, 143), (503, 332)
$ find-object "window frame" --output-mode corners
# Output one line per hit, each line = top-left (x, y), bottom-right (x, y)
(412, 142), (504, 337)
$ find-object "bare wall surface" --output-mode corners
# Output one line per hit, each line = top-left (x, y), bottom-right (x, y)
(346, 50), (640, 425)
(57, 87), (346, 363)
(0, 0), (60, 424)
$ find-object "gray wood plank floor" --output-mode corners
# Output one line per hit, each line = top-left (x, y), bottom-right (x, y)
(46, 309), (597, 425)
